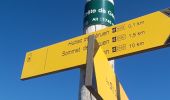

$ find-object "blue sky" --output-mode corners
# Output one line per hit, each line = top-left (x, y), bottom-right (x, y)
(0, 0), (170, 100)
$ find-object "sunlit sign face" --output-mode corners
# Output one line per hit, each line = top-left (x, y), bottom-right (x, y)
(21, 9), (170, 79)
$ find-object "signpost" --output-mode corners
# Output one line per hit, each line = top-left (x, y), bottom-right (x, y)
(81, 0), (115, 99)
(84, 35), (128, 100)
(94, 47), (128, 100)
(21, 9), (170, 80)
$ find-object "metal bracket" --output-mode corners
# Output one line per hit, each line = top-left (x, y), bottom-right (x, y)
(85, 35), (102, 100)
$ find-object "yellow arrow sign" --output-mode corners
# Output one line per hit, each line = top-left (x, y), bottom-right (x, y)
(94, 47), (128, 100)
(21, 9), (170, 79)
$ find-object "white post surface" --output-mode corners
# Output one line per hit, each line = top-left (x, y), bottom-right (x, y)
(79, 0), (115, 100)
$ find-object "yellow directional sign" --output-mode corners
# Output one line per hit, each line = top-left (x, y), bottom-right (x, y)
(21, 9), (170, 79)
(94, 47), (128, 100)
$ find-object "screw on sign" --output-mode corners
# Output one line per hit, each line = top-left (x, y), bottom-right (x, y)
(26, 53), (32, 63)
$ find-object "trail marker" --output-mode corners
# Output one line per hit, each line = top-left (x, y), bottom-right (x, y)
(94, 47), (128, 100)
(84, 35), (128, 100)
(21, 8), (170, 80)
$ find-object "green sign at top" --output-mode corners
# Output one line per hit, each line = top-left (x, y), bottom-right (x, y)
(84, 0), (115, 28)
